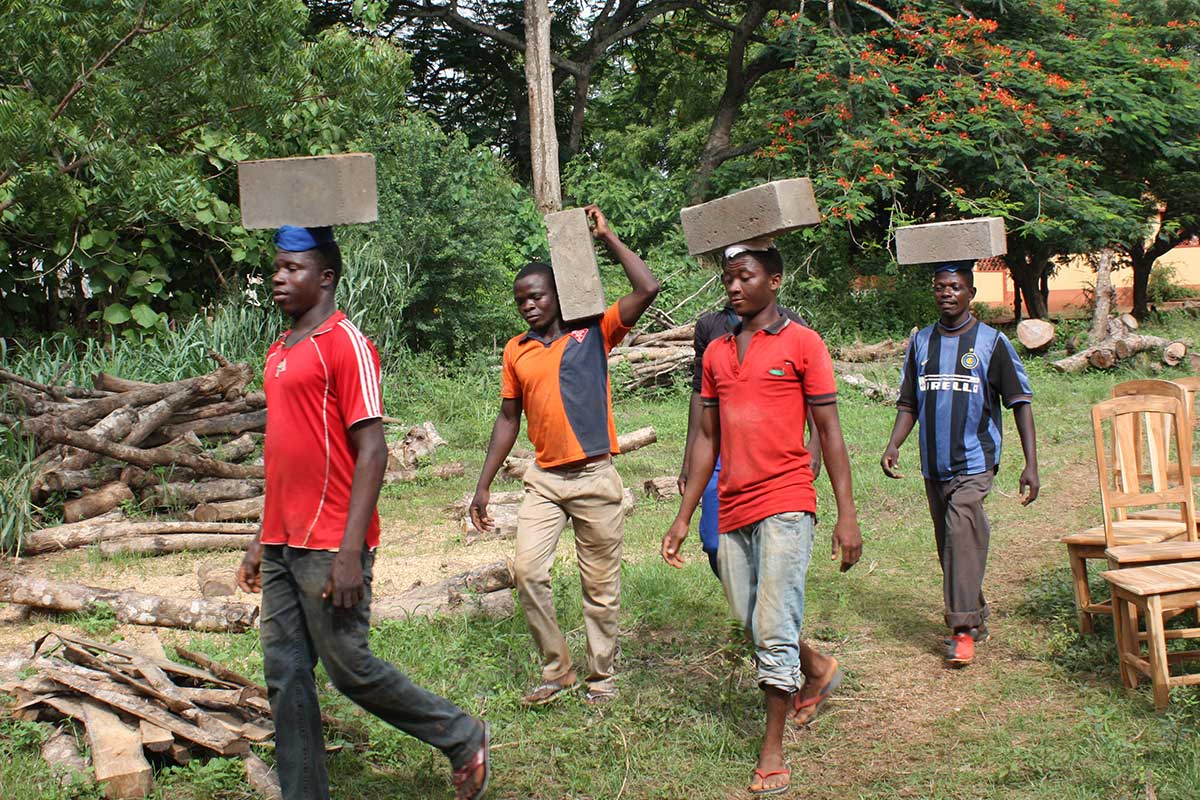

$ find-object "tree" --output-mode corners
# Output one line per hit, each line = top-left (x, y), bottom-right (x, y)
(525, 0), (563, 213)
(0, 0), (409, 336)
(759, 0), (1200, 319)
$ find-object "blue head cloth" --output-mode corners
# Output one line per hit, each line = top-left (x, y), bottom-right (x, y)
(932, 260), (975, 275)
(274, 225), (335, 252)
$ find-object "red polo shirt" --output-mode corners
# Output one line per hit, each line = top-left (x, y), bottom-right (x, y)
(701, 316), (838, 533)
(261, 310), (383, 551)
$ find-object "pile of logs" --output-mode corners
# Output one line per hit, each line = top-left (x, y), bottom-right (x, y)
(0, 358), (456, 556)
(1052, 314), (1188, 373)
(2, 358), (266, 553)
(2, 631), (281, 799)
(609, 323), (695, 389)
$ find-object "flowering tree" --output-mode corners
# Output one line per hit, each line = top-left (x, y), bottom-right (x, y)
(762, 0), (1200, 319)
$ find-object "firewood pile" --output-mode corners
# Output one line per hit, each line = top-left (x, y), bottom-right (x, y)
(0, 356), (455, 556)
(2, 631), (282, 799)
(609, 323), (695, 389)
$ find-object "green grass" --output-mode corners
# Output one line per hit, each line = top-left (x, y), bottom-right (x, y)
(6, 312), (1200, 798)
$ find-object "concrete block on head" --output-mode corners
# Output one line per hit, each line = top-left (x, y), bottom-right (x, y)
(545, 207), (606, 322)
(894, 217), (1007, 265)
(679, 178), (821, 256)
(238, 153), (377, 229)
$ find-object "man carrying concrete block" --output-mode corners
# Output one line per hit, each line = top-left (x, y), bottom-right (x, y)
(470, 205), (660, 706)
(679, 178), (822, 257)
(235, 156), (490, 800)
(880, 217), (1040, 668)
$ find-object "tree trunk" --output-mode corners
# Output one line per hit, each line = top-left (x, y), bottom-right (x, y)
(99, 534), (255, 558)
(22, 518), (258, 555)
(644, 476), (679, 499)
(1131, 248), (1155, 321)
(1016, 319), (1055, 351)
(0, 572), (259, 635)
(208, 432), (259, 463)
(192, 495), (264, 523)
(567, 67), (591, 158)
(141, 479), (263, 508)
(617, 426), (657, 453)
(156, 409), (266, 442)
(32, 424), (264, 480)
(524, 0), (561, 214)
(63, 481), (134, 524)
(1089, 249), (1115, 345)
(40, 465), (123, 493)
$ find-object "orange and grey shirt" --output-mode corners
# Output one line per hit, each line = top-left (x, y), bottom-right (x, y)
(501, 302), (631, 468)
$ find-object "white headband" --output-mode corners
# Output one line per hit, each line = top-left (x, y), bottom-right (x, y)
(723, 237), (777, 260)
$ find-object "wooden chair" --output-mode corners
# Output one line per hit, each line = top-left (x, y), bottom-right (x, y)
(1101, 561), (1200, 710)
(1114, 379), (1200, 520)
(1060, 393), (1200, 633)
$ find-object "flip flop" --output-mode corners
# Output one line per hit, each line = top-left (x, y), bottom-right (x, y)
(792, 666), (843, 726)
(452, 721), (490, 800)
(520, 673), (577, 706)
(749, 766), (790, 796)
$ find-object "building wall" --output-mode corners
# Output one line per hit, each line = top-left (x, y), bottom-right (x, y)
(973, 242), (1200, 318)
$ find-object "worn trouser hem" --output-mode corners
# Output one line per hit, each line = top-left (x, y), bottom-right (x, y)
(945, 604), (991, 630)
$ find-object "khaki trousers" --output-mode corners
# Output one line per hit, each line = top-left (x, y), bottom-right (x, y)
(515, 459), (624, 691)
(924, 471), (994, 630)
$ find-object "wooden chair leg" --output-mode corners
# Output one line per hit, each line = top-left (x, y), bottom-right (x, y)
(1122, 599), (1141, 688)
(1145, 595), (1171, 711)
(1068, 546), (1095, 635)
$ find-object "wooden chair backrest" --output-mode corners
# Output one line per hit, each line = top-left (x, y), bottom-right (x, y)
(1091, 393), (1197, 546)
(1172, 376), (1200, 470)
(1111, 380), (1190, 493)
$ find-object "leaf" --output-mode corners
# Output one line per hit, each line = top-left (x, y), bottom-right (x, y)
(130, 302), (159, 328)
(103, 304), (131, 325)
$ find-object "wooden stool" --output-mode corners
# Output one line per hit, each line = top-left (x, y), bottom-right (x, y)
(1101, 562), (1200, 710)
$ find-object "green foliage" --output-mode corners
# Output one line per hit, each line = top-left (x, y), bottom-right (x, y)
(61, 602), (120, 638)
(1147, 263), (1200, 303)
(336, 114), (544, 355)
(157, 757), (250, 800)
(0, 0), (409, 337)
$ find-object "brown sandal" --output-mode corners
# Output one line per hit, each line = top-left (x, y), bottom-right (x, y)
(452, 721), (490, 800)
(520, 671), (576, 706)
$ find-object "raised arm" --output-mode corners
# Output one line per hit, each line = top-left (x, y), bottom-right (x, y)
(1013, 402), (1039, 505)
(470, 397), (523, 531)
(585, 205), (660, 327)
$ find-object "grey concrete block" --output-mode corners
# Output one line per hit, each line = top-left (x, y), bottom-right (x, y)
(894, 217), (1007, 265)
(238, 153), (377, 229)
(679, 178), (821, 256)
(545, 207), (606, 322)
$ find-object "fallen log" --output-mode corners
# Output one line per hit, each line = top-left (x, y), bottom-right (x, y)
(167, 393), (265, 425)
(63, 481), (134, 524)
(192, 496), (264, 523)
(41, 465), (123, 493)
(432, 462), (465, 479)
(643, 476), (679, 499)
(626, 323), (695, 347)
(22, 519), (257, 555)
(839, 373), (895, 403)
(26, 362), (253, 435)
(121, 389), (196, 449)
(371, 561), (515, 623)
(197, 563), (238, 598)
(617, 426), (657, 453)
(1016, 318), (1055, 351)
(92, 373), (154, 393)
(387, 422), (447, 471)
(31, 424), (264, 480)
(244, 752), (283, 800)
(156, 409), (266, 442)
(208, 432), (259, 464)
(1052, 333), (1188, 373)
(99, 534), (255, 558)
(0, 572), (259, 633)
(57, 407), (140, 471)
(141, 479), (263, 508)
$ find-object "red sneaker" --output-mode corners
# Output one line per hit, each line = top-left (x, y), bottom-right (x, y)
(945, 632), (975, 667)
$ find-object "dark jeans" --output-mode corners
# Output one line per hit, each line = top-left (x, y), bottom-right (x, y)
(260, 545), (482, 800)
(924, 472), (994, 630)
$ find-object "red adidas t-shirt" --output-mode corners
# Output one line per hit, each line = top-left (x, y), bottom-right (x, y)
(701, 316), (838, 533)
(261, 310), (383, 550)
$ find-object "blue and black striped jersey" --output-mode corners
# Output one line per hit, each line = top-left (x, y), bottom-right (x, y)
(898, 318), (1032, 481)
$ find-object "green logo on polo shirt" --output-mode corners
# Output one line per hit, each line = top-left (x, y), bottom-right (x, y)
(768, 368), (785, 376)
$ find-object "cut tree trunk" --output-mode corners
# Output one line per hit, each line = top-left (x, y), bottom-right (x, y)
(40, 466), (123, 494)
(387, 422), (447, 471)
(121, 389), (196, 449)
(197, 563), (238, 598)
(0, 572), (258, 633)
(141, 479), (263, 508)
(31, 424), (264, 479)
(168, 393), (265, 425)
(617, 427), (657, 453)
(58, 407), (140, 471)
(26, 362), (253, 436)
(644, 476), (679, 499)
(837, 339), (908, 362)
(92, 373), (154, 393)
(1089, 249), (1116, 345)
(63, 481), (134, 524)
(22, 518), (257, 555)
(1016, 318), (1055, 351)
(208, 433), (259, 463)
(99, 534), (255, 558)
(156, 409), (266, 442)
(192, 496), (264, 523)
(1052, 333), (1187, 373)
(244, 753), (282, 800)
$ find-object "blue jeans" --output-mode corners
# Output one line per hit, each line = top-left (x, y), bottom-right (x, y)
(718, 512), (816, 692)
(698, 457), (722, 576)
(260, 545), (482, 800)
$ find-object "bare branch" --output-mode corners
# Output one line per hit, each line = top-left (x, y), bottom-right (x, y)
(852, 0), (897, 27)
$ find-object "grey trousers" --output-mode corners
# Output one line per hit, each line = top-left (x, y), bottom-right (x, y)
(924, 472), (994, 630)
